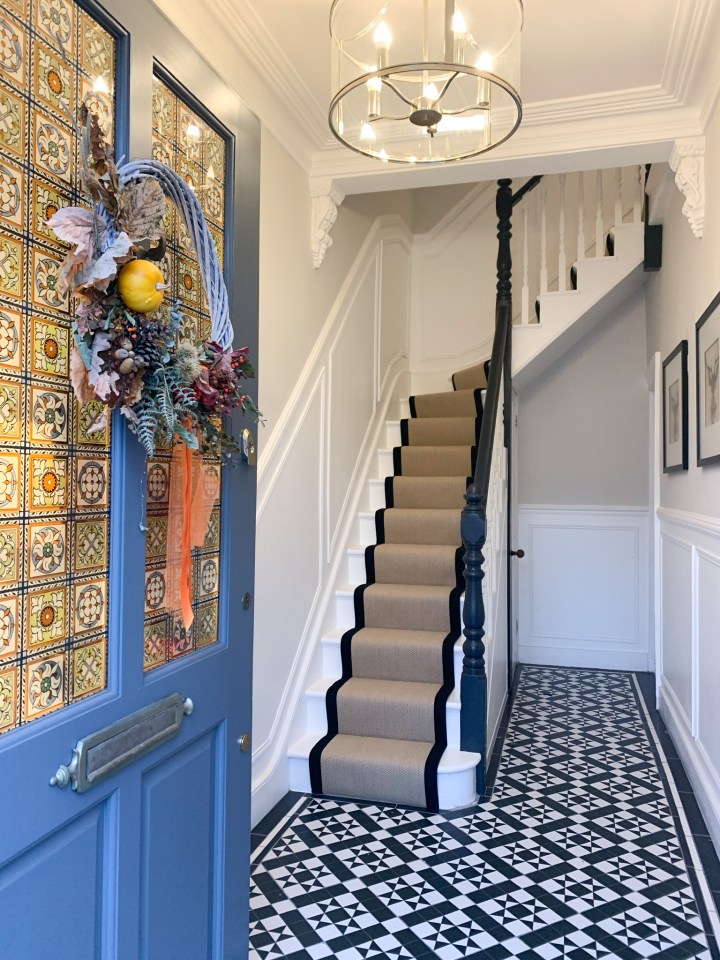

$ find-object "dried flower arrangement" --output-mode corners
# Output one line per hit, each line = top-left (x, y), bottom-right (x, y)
(49, 105), (260, 460)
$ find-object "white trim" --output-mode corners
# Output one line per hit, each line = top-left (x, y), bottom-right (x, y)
(658, 506), (720, 538)
(635, 676), (720, 942)
(660, 678), (720, 895)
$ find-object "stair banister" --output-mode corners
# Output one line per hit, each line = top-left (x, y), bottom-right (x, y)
(460, 178), (513, 796)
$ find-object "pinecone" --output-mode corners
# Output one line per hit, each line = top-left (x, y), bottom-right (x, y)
(134, 336), (163, 370)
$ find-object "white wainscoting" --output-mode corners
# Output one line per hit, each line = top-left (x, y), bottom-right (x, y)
(518, 505), (650, 671)
(251, 216), (412, 825)
(658, 508), (720, 854)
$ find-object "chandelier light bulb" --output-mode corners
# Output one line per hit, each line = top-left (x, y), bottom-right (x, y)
(366, 76), (383, 92)
(423, 83), (440, 102)
(451, 10), (467, 35)
(360, 122), (377, 141)
(476, 51), (494, 72)
(373, 21), (392, 48)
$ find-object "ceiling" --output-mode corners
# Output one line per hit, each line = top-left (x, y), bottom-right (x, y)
(156, 0), (718, 193)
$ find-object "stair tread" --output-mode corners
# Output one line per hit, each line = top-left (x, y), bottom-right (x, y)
(289, 733), (481, 771)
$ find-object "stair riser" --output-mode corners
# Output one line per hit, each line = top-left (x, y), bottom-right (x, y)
(336, 587), (464, 627)
(377, 448), (394, 478)
(357, 513), (377, 547)
(385, 421), (401, 447)
(304, 689), (461, 750)
(366, 479), (386, 512)
(288, 752), (478, 810)
(322, 635), (463, 688)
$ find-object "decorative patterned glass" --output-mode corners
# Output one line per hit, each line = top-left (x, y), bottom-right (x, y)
(144, 74), (226, 670)
(0, 0), (115, 734)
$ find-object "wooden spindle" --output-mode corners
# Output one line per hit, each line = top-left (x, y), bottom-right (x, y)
(614, 167), (623, 228)
(522, 205), (529, 324)
(634, 164), (643, 224)
(595, 170), (604, 257)
(540, 184), (548, 293)
(577, 171), (586, 260)
(558, 173), (567, 292)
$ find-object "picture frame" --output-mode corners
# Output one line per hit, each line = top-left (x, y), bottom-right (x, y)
(696, 291), (720, 467)
(662, 340), (688, 473)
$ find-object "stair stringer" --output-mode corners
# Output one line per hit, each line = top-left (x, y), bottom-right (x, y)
(513, 223), (645, 390)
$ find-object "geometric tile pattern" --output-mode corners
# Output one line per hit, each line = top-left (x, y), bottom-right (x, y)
(143, 73), (226, 670)
(250, 668), (718, 959)
(0, 0), (114, 734)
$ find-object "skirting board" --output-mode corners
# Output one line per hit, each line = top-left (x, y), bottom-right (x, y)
(520, 646), (650, 672)
(660, 678), (720, 856)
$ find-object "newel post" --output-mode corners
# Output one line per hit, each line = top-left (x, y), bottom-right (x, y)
(460, 179), (513, 798)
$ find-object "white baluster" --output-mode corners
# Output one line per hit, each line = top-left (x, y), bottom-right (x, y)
(634, 164), (643, 224)
(540, 184), (548, 295)
(522, 204), (529, 324)
(614, 167), (623, 229)
(595, 170), (604, 257)
(558, 173), (567, 292)
(577, 171), (585, 261)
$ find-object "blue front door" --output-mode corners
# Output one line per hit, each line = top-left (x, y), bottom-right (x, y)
(0, 1), (259, 957)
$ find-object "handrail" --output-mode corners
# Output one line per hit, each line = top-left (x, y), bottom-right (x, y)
(460, 179), (513, 796)
(511, 174), (543, 208)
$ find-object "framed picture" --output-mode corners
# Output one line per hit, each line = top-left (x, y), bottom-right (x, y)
(662, 340), (688, 472)
(696, 291), (720, 466)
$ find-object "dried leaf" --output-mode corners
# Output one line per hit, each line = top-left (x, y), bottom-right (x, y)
(117, 179), (166, 244)
(74, 231), (134, 293)
(80, 108), (120, 212)
(69, 346), (96, 404)
(87, 330), (112, 386)
(92, 370), (120, 402)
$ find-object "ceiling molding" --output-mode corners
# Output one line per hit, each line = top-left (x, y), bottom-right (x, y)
(661, 0), (716, 106)
(150, 0), (327, 170)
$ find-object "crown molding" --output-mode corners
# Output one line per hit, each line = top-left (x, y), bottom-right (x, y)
(150, 0), (327, 171)
(310, 93), (702, 195)
(662, 0), (716, 106)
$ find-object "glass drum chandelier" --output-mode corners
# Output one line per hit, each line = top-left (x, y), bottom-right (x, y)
(329, 0), (523, 164)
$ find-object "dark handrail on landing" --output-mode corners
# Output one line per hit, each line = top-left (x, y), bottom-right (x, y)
(460, 174), (543, 796)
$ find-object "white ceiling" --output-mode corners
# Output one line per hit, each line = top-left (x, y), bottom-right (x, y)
(246, 0), (679, 116)
(157, 0), (718, 192)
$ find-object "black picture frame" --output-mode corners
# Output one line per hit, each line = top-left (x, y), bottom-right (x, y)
(696, 291), (720, 466)
(662, 340), (688, 473)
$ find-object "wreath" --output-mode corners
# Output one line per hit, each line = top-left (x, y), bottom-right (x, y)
(49, 105), (261, 460)
(50, 106), (261, 628)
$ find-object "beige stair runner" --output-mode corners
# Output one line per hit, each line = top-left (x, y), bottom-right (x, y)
(309, 366), (487, 810)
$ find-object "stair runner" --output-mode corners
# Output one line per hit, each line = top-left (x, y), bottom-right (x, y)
(309, 361), (488, 811)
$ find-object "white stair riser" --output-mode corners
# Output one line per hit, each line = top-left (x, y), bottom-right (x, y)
(357, 513), (377, 547)
(366, 479), (386, 512)
(377, 448), (394, 478)
(385, 421), (401, 447)
(288, 751), (478, 810)
(348, 549), (367, 584)
(399, 398), (410, 420)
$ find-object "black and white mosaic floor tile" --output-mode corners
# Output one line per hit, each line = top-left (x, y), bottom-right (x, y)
(250, 667), (720, 959)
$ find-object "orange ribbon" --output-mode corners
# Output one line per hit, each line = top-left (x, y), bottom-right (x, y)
(164, 443), (220, 630)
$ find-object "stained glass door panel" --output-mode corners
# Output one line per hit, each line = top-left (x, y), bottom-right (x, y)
(0, 0), (115, 734)
(144, 72), (226, 671)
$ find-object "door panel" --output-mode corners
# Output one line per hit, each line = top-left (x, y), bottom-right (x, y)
(0, 0), (259, 956)
(1, 802), (109, 958)
(140, 731), (218, 959)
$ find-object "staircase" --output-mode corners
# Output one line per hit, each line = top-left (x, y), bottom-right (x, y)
(287, 167), (650, 812)
(289, 367), (490, 811)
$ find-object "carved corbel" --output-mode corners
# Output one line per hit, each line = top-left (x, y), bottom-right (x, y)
(311, 180), (345, 269)
(669, 138), (705, 238)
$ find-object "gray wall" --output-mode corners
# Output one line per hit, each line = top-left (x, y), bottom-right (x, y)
(518, 290), (650, 507)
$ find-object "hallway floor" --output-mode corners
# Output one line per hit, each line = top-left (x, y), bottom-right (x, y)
(250, 667), (720, 959)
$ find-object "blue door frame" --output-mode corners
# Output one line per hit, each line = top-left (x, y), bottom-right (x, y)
(0, 0), (260, 955)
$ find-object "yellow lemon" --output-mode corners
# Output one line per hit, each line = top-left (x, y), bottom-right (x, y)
(118, 259), (166, 313)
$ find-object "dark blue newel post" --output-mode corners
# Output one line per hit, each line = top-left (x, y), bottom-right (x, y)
(461, 178), (513, 797)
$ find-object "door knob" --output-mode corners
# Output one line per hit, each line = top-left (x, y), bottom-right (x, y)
(237, 734), (251, 752)
(510, 549), (525, 558)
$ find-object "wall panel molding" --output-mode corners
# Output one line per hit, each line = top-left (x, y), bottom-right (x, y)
(518, 505), (650, 671)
